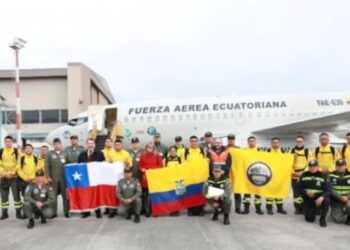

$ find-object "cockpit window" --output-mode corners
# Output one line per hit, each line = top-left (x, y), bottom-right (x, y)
(68, 117), (88, 126)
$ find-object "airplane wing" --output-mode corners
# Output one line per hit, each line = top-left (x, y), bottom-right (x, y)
(252, 111), (350, 135)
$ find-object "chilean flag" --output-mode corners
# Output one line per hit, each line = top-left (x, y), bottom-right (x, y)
(64, 162), (125, 212)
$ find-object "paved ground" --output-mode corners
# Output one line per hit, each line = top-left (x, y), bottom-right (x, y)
(0, 196), (349, 250)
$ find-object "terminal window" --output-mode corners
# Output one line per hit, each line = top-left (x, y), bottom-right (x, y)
(60, 110), (68, 123)
(22, 110), (39, 124)
(42, 110), (59, 123)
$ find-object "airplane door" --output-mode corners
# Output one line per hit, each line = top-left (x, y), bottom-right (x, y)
(105, 107), (117, 137)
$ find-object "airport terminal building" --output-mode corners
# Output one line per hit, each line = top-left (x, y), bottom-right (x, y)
(0, 62), (115, 143)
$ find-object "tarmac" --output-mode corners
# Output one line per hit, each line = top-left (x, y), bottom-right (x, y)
(0, 196), (349, 250)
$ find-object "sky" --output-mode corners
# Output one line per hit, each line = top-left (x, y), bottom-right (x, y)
(0, 0), (350, 103)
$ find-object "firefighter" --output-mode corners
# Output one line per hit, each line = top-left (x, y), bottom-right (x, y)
(290, 136), (313, 214)
(0, 135), (22, 220)
(266, 137), (287, 215)
(242, 136), (264, 215)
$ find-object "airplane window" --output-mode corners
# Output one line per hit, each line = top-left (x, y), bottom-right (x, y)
(200, 114), (205, 120)
(223, 113), (228, 119)
(247, 113), (252, 118)
(265, 112), (269, 117)
(155, 115), (160, 122)
(208, 114), (213, 120)
(171, 115), (175, 121)
(216, 113), (220, 119)
(230, 113), (234, 119)
(186, 114), (191, 121)
(147, 116), (152, 122)
(178, 115), (183, 121)
(297, 113), (301, 117)
(140, 116), (144, 122)
(68, 117), (88, 126)
(192, 114), (197, 120)
(163, 115), (168, 122)
(124, 117), (129, 123)
(132, 117), (137, 122)
(257, 112), (261, 118)
(282, 112), (286, 117)
(238, 112), (243, 118)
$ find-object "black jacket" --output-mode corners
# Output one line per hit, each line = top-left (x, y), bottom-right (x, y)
(78, 150), (105, 163)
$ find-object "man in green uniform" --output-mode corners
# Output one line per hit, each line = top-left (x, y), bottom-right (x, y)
(127, 137), (144, 179)
(329, 159), (350, 225)
(64, 135), (85, 163)
(203, 165), (232, 225)
(0, 135), (22, 219)
(45, 138), (70, 218)
(116, 167), (142, 223)
(24, 170), (55, 229)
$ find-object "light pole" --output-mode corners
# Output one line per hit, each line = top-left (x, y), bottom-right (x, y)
(9, 37), (26, 146)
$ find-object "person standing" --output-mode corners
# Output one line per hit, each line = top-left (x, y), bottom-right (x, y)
(173, 136), (186, 162)
(266, 137), (287, 215)
(185, 135), (206, 216)
(0, 135), (22, 220)
(45, 138), (69, 218)
(165, 147), (182, 167)
(340, 132), (350, 171)
(102, 137), (116, 163)
(17, 144), (39, 197)
(289, 136), (313, 214)
(37, 145), (49, 170)
(127, 137), (144, 179)
(298, 160), (330, 227)
(65, 135), (85, 164)
(199, 131), (213, 155)
(242, 136), (264, 215)
(138, 142), (163, 217)
(314, 133), (339, 173)
(78, 138), (105, 219)
(153, 133), (168, 159)
(207, 138), (232, 178)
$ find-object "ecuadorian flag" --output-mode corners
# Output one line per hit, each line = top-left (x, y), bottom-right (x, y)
(146, 158), (209, 216)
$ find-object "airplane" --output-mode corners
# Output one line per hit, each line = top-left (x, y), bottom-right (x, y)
(45, 92), (350, 149)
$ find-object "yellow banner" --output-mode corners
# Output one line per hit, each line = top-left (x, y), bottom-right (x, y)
(229, 148), (294, 199)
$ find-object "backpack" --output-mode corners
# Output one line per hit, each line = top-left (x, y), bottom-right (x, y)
(315, 146), (335, 159)
(0, 148), (19, 161)
(20, 156), (38, 169)
(184, 148), (205, 160)
(291, 148), (309, 160)
(341, 145), (347, 159)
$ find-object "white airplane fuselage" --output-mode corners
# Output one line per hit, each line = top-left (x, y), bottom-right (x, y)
(46, 92), (350, 148)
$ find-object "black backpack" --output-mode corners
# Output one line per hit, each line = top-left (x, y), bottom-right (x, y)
(184, 148), (205, 160)
(341, 145), (347, 159)
(20, 155), (38, 169)
(0, 148), (19, 161)
(291, 148), (309, 160)
(315, 146), (335, 159)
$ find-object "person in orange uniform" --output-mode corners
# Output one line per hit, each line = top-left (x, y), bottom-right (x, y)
(314, 133), (340, 173)
(138, 142), (163, 217)
(289, 136), (313, 214)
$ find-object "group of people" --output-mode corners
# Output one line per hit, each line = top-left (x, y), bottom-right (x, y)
(0, 130), (350, 229)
